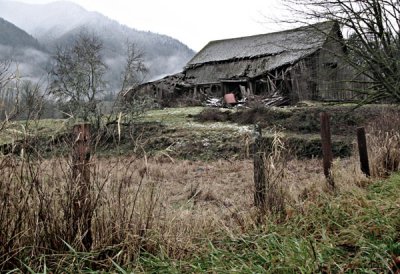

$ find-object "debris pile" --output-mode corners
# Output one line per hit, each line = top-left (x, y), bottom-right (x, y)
(262, 92), (290, 107)
(205, 93), (289, 108)
(205, 97), (223, 107)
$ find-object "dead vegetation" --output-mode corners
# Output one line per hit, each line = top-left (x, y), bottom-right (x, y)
(367, 109), (400, 177)
(194, 104), (399, 136)
(0, 106), (399, 271)
(0, 147), (371, 271)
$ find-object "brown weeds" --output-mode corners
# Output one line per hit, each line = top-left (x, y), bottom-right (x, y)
(2, 111), (398, 270)
(261, 132), (288, 219)
(366, 107), (400, 177)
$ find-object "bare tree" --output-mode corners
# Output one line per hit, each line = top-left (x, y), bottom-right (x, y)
(50, 32), (107, 125)
(19, 80), (46, 121)
(283, 0), (400, 103)
(0, 59), (20, 131)
(120, 41), (147, 92)
(0, 59), (15, 93)
(112, 41), (154, 124)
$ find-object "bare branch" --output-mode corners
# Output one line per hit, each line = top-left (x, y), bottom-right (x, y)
(283, 0), (400, 103)
(49, 32), (107, 124)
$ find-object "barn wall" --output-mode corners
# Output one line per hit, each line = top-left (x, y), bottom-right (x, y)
(317, 28), (358, 101)
(287, 57), (317, 103)
(126, 26), (364, 106)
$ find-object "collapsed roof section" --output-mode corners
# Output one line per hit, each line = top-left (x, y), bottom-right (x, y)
(187, 21), (337, 67)
(185, 21), (339, 84)
(124, 21), (353, 106)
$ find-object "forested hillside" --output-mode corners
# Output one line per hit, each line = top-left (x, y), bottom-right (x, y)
(0, 1), (195, 90)
(0, 17), (43, 50)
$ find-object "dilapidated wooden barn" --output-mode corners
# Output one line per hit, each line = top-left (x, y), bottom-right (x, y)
(125, 21), (359, 106)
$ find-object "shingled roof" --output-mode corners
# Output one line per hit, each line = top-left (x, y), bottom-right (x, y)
(186, 21), (339, 68)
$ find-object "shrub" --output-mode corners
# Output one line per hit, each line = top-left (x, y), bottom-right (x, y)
(194, 108), (230, 122)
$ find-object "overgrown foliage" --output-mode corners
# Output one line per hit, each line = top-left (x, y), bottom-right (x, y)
(1, 105), (400, 272)
(0, 147), (160, 271)
(367, 108), (400, 177)
(2, 145), (397, 272)
(194, 105), (393, 136)
(172, 175), (400, 273)
(263, 133), (288, 217)
(193, 105), (400, 159)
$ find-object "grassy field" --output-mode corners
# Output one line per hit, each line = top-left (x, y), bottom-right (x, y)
(0, 104), (399, 272)
(2, 104), (398, 159)
(0, 118), (68, 145)
(137, 173), (400, 273)
(1, 154), (398, 272)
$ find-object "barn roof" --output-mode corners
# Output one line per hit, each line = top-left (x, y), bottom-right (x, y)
(185, 49), (320, 85)
(186, 21), (338, 68)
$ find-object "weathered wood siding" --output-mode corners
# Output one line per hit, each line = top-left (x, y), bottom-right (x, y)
(316, 28), (358, 101)
(288, 57), (317, 103)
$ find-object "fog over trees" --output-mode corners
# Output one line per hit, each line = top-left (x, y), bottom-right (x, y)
(0, 1), (195, 95)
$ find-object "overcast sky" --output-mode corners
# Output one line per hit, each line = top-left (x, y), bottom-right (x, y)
(11, 0), (290, 51)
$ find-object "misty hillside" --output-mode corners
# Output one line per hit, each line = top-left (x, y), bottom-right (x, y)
(0, 0), (196, 91)
(0, 1), (99, 41)
(0, 17), (43, 50)
(0, 16), (50, 82)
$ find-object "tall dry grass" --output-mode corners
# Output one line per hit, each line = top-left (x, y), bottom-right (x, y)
(1, 148), (372, 271)
(260, 132), (288, 219)
(3, 107), (400, 271)
(0, 143), (256, 270)
(366, 107), (400, 177)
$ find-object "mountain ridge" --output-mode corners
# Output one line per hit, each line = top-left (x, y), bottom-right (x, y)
(0, 0), (195, 89)
(0, 16), (44, 51)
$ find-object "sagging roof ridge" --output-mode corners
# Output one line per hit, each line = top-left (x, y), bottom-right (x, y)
(186, 21), (337, 67)
(185, 47), (323, 70)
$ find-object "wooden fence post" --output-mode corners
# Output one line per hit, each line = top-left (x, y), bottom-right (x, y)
(253, 124), (266, 210)
(357, 127), (370, 177)
(320, 112), (334, 189)
(72, 123), (92, 250)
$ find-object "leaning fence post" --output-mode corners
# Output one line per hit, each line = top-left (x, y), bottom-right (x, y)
(253, 124), (266, 210)
(320, 112), (334, 189)
(357, 127), (370, 177)
(72, 123), (92, 250)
